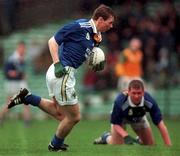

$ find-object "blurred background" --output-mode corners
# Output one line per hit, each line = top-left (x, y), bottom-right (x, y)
(0, 0), (180, 121)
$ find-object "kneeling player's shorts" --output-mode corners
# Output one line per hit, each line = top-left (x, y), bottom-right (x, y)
(123, 116), (150, 130)
(46, 64), (78, 106)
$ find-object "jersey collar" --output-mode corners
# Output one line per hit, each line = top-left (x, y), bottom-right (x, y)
(128, 96), (144, 107)
(90, 19), (98, 33)
(90, 19), (102, 43)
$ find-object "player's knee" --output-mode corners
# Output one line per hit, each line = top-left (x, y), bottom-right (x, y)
(57, 113), (65, 121)
(72, 114), (81, 124)
(66, 110), (81, 125)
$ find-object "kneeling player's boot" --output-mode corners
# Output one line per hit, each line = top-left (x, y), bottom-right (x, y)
(93, 132), (110, 144)
(48, 143), (67, 152)
(8, 88), (30, 109)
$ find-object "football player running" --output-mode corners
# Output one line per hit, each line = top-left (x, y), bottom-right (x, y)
(8, 4), (115, 152)
(94, 79), (172, 146)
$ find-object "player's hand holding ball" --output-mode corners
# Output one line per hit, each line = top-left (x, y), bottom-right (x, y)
(88, 47), (106, 72)
(92, 60), (106, 71)
(54, 62), (67, 78)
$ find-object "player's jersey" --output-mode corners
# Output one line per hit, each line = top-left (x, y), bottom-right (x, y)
(4, 51), (26, 80)
(110, 92), (162, 125)
(54, 18), (100, 69)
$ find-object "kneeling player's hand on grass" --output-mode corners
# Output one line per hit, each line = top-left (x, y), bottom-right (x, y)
(124, 135), (140, 145)
(54, 62), (67, 78)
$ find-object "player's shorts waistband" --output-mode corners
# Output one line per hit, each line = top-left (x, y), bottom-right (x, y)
(64, 66), (76, 72)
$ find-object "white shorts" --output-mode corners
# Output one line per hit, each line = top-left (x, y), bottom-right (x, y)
(46, 64), (78, 106)
(4, 80), (28, 96)
(122, 116), (150, 130)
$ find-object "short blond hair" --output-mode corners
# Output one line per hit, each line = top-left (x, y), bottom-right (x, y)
(128, 79), (144, 90)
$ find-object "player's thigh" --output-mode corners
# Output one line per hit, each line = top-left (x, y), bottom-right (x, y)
(131, 117), (154, 145)
(134, 127), (154, 145)
(108, 125), (124, 144)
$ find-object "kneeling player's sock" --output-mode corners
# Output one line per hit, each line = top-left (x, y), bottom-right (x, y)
(24, 94), (41, 107)
(51, 135), (64, 148)
(101, 132), (110, 144)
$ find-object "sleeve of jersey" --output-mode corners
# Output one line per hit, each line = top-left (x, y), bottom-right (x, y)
(145, 93), (162, 125)
(54, 23), (81, 45)
(110, 94), (125, 125)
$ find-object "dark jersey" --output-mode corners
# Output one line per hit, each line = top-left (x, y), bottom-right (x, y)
(111, 92), (162, 125)
(4, 52), (26, 80)
(54, 19), (99, 69)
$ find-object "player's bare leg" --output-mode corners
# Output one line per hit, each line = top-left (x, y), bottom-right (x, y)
(0, 105), (8, 121)
(94, 125), (124, 145)
(55, 104), (81, 138)
(22, 105), (31, 125)
(48, 104), (80, 152)
(38, 97), (65, 121)
(134, 127), (155, 145)
(0, 96), (13, 124)
(7, 88), (64, 121)
(106, 125), (124, 144)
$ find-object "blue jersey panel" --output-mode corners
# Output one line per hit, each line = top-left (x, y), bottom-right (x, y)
(144, 92), (162, 125)
(54, 19), (95, 68)
(110, 92), (162, 125)
(110, 93), (127, 125)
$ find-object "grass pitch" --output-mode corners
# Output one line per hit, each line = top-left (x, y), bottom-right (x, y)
(0, 118), (179, 156)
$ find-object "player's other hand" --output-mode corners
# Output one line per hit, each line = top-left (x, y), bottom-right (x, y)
(124, 135), (140, 145)
(92, 60), (106, 72)
(54, 62), (67, 78)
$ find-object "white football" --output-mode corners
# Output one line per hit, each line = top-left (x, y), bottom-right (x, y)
(87, 47), (105, 67)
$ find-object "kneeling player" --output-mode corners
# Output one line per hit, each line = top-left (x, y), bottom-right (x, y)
(94, 80), (172, 146)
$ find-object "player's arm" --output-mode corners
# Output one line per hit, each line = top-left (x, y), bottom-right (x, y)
(48, 37), (67, 78)
(145, 92), (172, 146)
(48, 36), (59, 64)
(113, 124), (128, 137)
(7, 70), (18, 77)
(111, 94), (139, 144)
(113, 124), (139, 144)
(157, 120), (172, 146)
(49, 23), (75, 63)
(111, 94), (128, 137)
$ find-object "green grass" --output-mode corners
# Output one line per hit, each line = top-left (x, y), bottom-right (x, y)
(0, 119), (179, 156)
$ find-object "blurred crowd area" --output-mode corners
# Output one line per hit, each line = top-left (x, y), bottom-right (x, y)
(0, 0), (179, 91)
(83, 0), (180, 91)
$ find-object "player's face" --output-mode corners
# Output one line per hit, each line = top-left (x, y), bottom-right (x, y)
(97, 16), (114, 32)
(17, 44), (26, 57)
(128, 88), (144, 105)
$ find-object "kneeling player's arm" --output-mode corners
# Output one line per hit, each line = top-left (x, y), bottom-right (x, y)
(157, 120), (172, 146)
(113, 124), (128, 138)
(113, 125), (139, 145)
